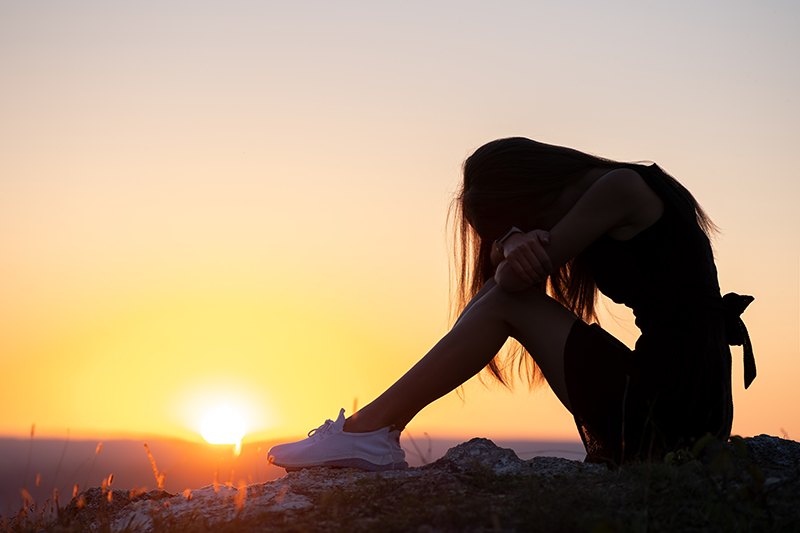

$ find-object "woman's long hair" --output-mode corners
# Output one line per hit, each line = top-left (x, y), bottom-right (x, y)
(449, 137), (715, 388)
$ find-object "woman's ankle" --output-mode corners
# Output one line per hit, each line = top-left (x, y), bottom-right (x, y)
(343, 415), (381, 433)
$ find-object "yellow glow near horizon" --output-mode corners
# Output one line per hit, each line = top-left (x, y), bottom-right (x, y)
(1, 1), (798, 445)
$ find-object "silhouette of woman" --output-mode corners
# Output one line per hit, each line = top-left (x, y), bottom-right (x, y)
(269, 137), (754, 469)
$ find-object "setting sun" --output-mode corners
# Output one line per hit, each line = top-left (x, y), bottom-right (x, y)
(201, 407), (246, 448)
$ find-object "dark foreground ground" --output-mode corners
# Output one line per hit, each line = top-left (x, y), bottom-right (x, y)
(3, 435), (799, 532)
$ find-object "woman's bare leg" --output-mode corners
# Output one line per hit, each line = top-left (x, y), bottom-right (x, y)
(343, 280), (578, 433)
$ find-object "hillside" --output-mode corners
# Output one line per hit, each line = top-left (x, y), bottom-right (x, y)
(6, 435), (800, 532)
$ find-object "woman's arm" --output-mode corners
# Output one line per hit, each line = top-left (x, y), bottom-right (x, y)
(490, 239), (505, 268)
(495, 168), (664, 291)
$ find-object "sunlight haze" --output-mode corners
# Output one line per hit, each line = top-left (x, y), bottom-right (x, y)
(1, 1), (798, 445)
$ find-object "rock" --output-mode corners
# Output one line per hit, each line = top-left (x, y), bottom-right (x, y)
(425, 437), (526, 475)
(58, 435), (800, 532)
(61, 488), (174, 530)
(425, 437), (605, 478)
(744, 434), (800, 475)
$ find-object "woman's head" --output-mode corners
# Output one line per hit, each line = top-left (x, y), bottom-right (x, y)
(453, 138), (616, 298)
(459, 137), (614, 240)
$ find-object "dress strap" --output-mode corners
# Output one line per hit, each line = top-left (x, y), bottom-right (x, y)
(722, 293), (756, 389)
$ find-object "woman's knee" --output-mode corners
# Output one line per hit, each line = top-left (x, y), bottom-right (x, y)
(470, 283), (546, 317)
(474, 284), (576, 329)
(494, 283), (550, 306)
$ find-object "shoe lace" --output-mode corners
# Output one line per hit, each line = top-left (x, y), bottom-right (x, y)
(307, 419), (336, 441)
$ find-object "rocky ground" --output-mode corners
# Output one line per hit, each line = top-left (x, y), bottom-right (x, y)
(7, 435), (800, 532)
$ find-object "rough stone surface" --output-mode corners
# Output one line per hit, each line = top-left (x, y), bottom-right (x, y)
(60, 435), (800, 532)
(744, 434), (800, 475)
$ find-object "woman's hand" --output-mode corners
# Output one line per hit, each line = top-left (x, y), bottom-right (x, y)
(494, 230), (552, 290)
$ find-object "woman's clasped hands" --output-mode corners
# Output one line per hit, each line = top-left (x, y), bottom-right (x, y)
(494, 229), (553, 291)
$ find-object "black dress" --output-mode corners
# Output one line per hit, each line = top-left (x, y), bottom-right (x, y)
(563, 163), (753, 465)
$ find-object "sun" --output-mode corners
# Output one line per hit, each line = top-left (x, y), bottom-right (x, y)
(201, 407), (246, 447)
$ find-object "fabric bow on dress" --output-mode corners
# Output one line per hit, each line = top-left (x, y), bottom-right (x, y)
(722, 292), (756, 389)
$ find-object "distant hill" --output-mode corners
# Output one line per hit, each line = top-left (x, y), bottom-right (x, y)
(0, 436), (281, 515)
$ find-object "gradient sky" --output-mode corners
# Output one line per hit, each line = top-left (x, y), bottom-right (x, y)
(1, 0), (798, 444)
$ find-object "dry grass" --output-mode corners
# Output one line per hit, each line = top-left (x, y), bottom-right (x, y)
(143, 443), (166, 491)
(3, 434), (799, 532)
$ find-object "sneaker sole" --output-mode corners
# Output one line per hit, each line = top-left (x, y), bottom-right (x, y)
(280, 458), (408, 472)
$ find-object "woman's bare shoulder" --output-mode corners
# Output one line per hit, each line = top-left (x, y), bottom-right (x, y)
(598, 167), (664, 240)
(595, 167), (653, 194)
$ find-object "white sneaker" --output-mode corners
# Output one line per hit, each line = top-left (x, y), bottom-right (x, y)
(268, 409), (408, 472)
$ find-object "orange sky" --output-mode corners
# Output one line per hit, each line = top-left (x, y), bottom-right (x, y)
(1, 1), (798, 445)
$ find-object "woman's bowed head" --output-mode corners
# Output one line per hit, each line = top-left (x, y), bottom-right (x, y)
(269, 137), (753, 470)
(455, 137), (709, 306)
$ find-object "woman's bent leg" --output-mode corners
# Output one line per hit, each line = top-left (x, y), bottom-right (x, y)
(345, 281), (578, 433)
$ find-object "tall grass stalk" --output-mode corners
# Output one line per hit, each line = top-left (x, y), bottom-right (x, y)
(143, 442), (165, 490)
(50, 429), (70, 494)
(21, 425), (35, 492)
(404, 430), (432, 465)
(82, 442), (102, 490)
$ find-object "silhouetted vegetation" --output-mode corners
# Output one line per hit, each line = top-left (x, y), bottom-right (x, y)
(3, 435), (799, 532)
